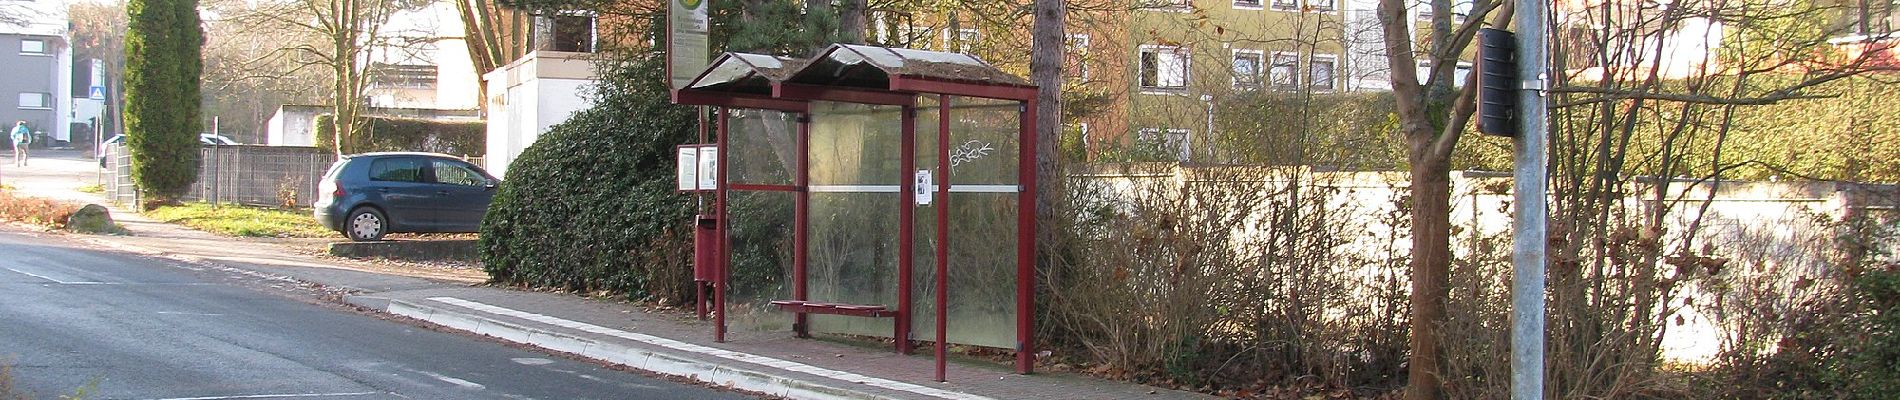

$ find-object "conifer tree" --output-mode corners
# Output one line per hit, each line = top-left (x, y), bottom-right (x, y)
(123, 0), (204, 206)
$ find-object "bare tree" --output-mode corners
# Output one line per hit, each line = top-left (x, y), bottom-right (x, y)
(71, 1), (130, 138)
(1370, 0), (1507, 397)
(213, 0), (430, 154)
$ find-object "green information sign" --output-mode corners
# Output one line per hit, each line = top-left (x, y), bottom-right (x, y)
(668, 0), (710, 90)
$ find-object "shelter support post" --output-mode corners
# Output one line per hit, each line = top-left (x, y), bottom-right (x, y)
(794, 113), (811, 338)
(697, 106), (709, 321)
(934, 94), (952, 382)
(715, 107), (730, 343)
(897, 105), (917, 355)
(1016, 98), (1037, 374)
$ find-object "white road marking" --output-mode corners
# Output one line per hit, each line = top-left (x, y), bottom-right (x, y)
(142, 392), (380, 400)
(155, 311), (226, 316)
(428, 296), (996, 400)
(1, 266), (104, 285)
(416, 370), (486, 390)
(509, 357), (553, 365)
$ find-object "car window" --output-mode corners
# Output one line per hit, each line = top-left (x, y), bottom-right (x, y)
(431, 159), (488, 186)
(369, 158), (425, 183)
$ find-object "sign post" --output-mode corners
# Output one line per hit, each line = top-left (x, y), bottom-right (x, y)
(1511, 0), (1551, 398)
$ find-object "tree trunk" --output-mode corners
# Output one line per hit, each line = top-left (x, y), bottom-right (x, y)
(1406, 144), (1454, 400)
(1031, 0), (1064, 230)
(838, 0), (866, 44)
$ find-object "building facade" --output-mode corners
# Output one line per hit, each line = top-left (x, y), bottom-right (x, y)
(0, 2), (73, 146)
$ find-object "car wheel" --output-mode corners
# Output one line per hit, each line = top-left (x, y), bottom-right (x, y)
(346, 207), (387, 242)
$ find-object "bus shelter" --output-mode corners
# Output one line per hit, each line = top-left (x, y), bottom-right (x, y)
(672, 44), (1038, 379)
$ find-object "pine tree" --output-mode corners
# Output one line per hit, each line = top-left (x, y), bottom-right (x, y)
(123, 0), (204, 206)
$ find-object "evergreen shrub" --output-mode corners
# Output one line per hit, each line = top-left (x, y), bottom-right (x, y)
(123, 0), (204, 205)
(478, 52), (698, 302)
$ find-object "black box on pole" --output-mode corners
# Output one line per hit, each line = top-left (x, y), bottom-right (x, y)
(1477, 28), (1519, 137)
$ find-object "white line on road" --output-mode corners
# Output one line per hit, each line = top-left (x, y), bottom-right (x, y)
(427, 296), (997, 400)
(141, 392), (380, 400)
(1, 266), (105, 285)
(414, 370), (487, 390)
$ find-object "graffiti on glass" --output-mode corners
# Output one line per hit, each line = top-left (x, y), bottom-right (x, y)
(949, 140), (995, 167)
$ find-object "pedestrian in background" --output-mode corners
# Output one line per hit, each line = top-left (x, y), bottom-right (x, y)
(9, 121), (28, 167)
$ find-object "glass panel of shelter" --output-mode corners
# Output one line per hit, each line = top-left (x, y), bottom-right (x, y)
(723, 109), (800, 333)
(805, 101), (906, 339)
(717, 95), (1023, 350)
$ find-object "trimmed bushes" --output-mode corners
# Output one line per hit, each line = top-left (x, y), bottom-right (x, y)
(478, 52), (698, 302)
(315, 115), (486, 156)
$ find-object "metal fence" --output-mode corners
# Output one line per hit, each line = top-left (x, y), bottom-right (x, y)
(105, 144), (336, 207)
(105, 144), (138, 205)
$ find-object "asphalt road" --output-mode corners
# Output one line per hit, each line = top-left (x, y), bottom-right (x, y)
(0, 230), (755, 400)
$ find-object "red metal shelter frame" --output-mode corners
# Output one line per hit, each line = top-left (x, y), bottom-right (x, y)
(672, 45), (1039, 379)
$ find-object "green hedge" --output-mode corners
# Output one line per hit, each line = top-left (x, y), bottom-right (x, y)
(314, 115), (486, 156)
(478, 51), (698, 302)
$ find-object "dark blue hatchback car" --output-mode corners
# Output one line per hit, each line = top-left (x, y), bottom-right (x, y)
(314, 152), (500, 241)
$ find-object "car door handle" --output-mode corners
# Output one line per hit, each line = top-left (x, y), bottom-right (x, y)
(377, 188), (390, 193)
(436, 190), (451, 196)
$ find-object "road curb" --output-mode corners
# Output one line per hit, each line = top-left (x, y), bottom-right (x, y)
(358, 296), (907, 400)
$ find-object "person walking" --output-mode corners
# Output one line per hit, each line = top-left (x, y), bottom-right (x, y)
(9, 121), (28, 167)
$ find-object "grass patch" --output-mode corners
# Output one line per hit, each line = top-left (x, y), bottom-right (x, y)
(75, 184), (103, 194)
(145, 203), (332, 238)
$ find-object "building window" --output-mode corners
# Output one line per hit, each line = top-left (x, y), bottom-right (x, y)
(1418, 60), (1475, 86)
(1417, 0), (1472, 20)
(1272, 0), (1300, 11)
(16, 92), (49, 109)
(1141, 0), (1192, 10)
(1309, 0), (1336, 11)
(1138, 128), (1192, 161)
(1236, 0), (1264, 9)
(1269, 52), (1300, 90)
(1140, 45), (1189, 91)
(953, 28), (980, 53)
(900, 25), (935, 50)
(20, 39), (44, 55)
(1067, 34), (1091, 79)
(1310, 55), (1337, 91)
(1233, 50), (1264, 90)
(370, 63), (437, 89)
(533, 13), (596, 53)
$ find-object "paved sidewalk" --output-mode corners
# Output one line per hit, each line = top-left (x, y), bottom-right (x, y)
(3, 150), (1214, 400)
(348, 288), (1212, 400)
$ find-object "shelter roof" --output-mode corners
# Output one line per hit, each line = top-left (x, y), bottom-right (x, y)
(687, 53), (807, 95)
(786, 44), (1031, 88)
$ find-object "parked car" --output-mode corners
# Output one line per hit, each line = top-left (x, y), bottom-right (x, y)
(313, 152), (500, 241)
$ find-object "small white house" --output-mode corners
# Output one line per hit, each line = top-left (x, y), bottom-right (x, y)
(482, 50), (597, 177)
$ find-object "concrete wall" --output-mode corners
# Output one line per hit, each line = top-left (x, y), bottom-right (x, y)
(483, 51), (595, 177)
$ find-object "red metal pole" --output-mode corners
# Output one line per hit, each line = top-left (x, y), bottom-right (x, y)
(697, 106), (709, 321)
(896, 105), (916, 355)
(794, 113), (811, 338)
(716, 107), (730, 343)
(1015, 99), (1037, 374)
(935, 94), (952, 382)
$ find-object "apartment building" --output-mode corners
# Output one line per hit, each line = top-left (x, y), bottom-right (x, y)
(0, 1), (73, 146)
(866, 0), (1480, 162)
